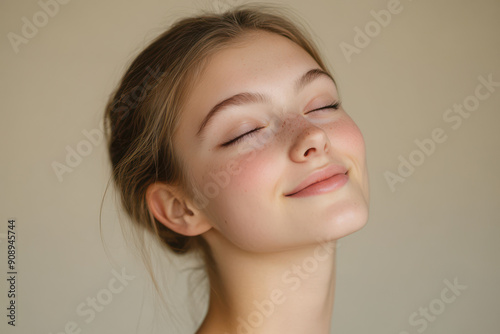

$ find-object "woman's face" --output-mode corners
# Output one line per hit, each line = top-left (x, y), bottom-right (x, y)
(174, 31), (369, 253)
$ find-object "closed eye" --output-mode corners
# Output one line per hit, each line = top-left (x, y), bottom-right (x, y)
(306, 100), (342, 114)
(221, 126), (265, 147)
(220, 100), (341, 147)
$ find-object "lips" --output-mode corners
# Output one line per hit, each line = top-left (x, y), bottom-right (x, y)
(285, 164), (349, 197)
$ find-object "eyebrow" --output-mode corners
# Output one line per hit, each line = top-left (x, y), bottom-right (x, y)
(195, 68), (335, 139)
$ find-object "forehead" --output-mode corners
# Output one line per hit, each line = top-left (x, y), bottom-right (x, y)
(180, 30), (320, 122)
(197, 31), (317, 88)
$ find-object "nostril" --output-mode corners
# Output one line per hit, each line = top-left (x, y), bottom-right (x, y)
(304, 147), (315, 156)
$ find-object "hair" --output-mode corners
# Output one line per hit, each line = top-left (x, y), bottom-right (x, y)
(102, 1), (333, 304)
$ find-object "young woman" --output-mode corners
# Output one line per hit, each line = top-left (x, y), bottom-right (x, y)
(104, 4), (369, 333)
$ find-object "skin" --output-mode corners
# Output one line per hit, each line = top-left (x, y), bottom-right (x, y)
(147, 30), (369, 334)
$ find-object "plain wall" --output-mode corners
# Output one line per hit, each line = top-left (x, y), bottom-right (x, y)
(1, 0), (499, 333)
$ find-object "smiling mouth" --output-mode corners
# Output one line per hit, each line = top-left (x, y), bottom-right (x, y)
(285, 170), (349, 197)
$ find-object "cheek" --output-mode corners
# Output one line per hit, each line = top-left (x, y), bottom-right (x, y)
(203, 145), (277, 196)
(330, 116), (366, 158)
(193, 144), (282, 243)
(333, 115), (370, 201)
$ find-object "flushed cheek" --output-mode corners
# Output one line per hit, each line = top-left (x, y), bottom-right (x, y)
(329, 116), (366, 156)
(319, 115), (365, 176)
(333, 116), (369, 200)
(222, 145), (279, 198)
(197, 147), (283, 245)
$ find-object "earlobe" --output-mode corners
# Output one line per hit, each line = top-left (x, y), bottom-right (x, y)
(146, 183), (212, 236)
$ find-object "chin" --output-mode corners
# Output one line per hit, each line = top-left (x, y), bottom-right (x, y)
(323, 198), (369, 240)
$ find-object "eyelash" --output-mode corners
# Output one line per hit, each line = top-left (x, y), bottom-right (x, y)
(305, 100), (341, 114)
(221, 126), (265, 147)
(220, 100), (342, 147)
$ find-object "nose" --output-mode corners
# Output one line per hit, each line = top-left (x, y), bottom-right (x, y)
(288, 118), (330, 163)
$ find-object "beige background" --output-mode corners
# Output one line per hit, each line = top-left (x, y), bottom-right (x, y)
(1, 0), (499, 333)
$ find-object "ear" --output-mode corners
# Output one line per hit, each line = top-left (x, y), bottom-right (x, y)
(146, 182), (212, 236)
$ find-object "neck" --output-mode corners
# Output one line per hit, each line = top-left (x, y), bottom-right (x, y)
(196, 234), (337, 334)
